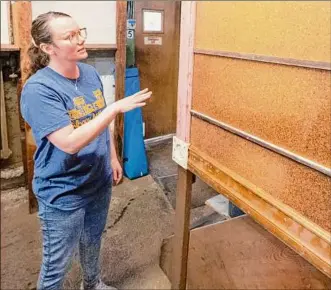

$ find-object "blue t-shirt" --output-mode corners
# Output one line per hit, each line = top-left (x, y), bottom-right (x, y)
(20, 62), (112, 210)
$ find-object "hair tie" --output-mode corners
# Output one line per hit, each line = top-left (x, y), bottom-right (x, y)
(31, 37), (38, 48)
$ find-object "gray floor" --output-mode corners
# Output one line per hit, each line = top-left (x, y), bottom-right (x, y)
(146, 138), (226, 228)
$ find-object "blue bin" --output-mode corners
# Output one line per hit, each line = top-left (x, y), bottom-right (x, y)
(123, 68), (149, 179)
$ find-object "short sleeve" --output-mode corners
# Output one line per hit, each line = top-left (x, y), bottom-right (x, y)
(20, 83), (71, 140)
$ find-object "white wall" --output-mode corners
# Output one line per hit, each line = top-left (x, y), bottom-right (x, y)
(31, 1), (116, 44)
(1, 1), (10, 44)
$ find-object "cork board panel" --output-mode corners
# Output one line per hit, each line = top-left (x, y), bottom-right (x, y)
(195, 1), (331, 62)
(190, 117), (331, 232)
(192, 54), (331, 167)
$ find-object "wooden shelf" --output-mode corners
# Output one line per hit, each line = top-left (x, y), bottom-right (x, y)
(0, 44), (20, 52)
(85, 44), (117, 51)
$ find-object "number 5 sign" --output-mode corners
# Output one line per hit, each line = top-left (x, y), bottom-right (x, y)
(127, 29), (134, 39)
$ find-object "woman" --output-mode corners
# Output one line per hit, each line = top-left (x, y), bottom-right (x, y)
(20, 11), (151, 290)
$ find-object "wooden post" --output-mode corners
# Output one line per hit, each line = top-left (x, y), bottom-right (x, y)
(171, 1), (196, 289)
(172, 167), (193, 289)
(172, 2), (196, 289)
(176, 2), (196, 143)
(12, 1), (38, 213)
(115, 1), (127, 163)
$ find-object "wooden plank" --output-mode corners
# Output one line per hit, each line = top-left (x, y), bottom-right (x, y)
(188, 146), (331, 278)
(85, 44), (117, 51)
(114, 1), (127, 164)
(25, 123), (37, 213)
(161, 216), (331, 289)
(7, 0), (14, 44)
(16, 79), (28, 187)
(176, 1), (196, 142)
(11, 1), (37, 213)
(172, 4), (196, 287)
(0, 71), (12, 159)
(188, 216), (331, 289)
(172, 166), (193, 289)
(0, 44), (19, 51)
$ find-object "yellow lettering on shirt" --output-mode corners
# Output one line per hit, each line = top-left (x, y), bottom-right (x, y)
(68, 90), (106, 128)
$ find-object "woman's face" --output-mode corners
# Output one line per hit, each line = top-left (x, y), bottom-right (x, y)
(47, 16), (88, 62)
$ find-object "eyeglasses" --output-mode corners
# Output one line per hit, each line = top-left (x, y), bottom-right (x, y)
(66, 28), (87, 45)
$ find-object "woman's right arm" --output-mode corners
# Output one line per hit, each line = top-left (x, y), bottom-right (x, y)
(47, 88), (151, 154)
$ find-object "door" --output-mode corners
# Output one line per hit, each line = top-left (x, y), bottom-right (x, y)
(135, 1), (180, 138)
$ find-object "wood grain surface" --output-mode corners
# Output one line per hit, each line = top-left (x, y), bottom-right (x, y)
(187, 216), (331, 289)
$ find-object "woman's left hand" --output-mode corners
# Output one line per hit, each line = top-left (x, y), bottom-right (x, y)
(111, 157), (123, 185)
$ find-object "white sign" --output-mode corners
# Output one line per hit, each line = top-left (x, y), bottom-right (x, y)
(127, 29), (135, 39)
(144, 36), (162, 45)
(127, 19), (136, 30)
(143, 10), (163, 33)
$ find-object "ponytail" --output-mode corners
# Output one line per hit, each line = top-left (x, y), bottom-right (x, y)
(26, 43), (49, 80)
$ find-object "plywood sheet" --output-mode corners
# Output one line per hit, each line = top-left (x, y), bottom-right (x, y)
(190, 117), (331, 232)
(192, 54), (331, 167)
(187, 216), (331, 289)
(195, 1), (331, 62)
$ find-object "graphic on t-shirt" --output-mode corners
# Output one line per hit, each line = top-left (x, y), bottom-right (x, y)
(68, 89), (105, 128)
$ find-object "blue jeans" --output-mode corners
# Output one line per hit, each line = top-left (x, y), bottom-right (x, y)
(37, 186), (112, 290)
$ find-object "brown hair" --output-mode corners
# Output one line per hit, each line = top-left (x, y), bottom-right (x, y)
(26, 11), (71, 79)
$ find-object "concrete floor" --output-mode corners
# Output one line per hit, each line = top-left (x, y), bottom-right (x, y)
(1, 139), (225, 289)
(146, 139), (227, 228)
(146, 138), (218, 209)
(1, 176), (173, 290)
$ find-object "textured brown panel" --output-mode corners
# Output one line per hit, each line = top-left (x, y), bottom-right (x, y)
(195, 2), (331, 62)
(190, 117), (331, 232)
(135, 1), (180, 138)
(160, 216), (331, 288)
(187, 216), (331, 289)
(192, 54), (331, 167)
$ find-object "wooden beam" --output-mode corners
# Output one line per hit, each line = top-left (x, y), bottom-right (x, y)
(0, 44), (20, 51)
(114, 1), (127, 165)
(171, 3), (196, 288)
(0, 71), (12, 159)
(176, 2), (196, 143)
(12, 1), (37, 213)
(85, 44), (117, 51)
(172, 166), (193, 289)
(188, 146), (331, 278)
